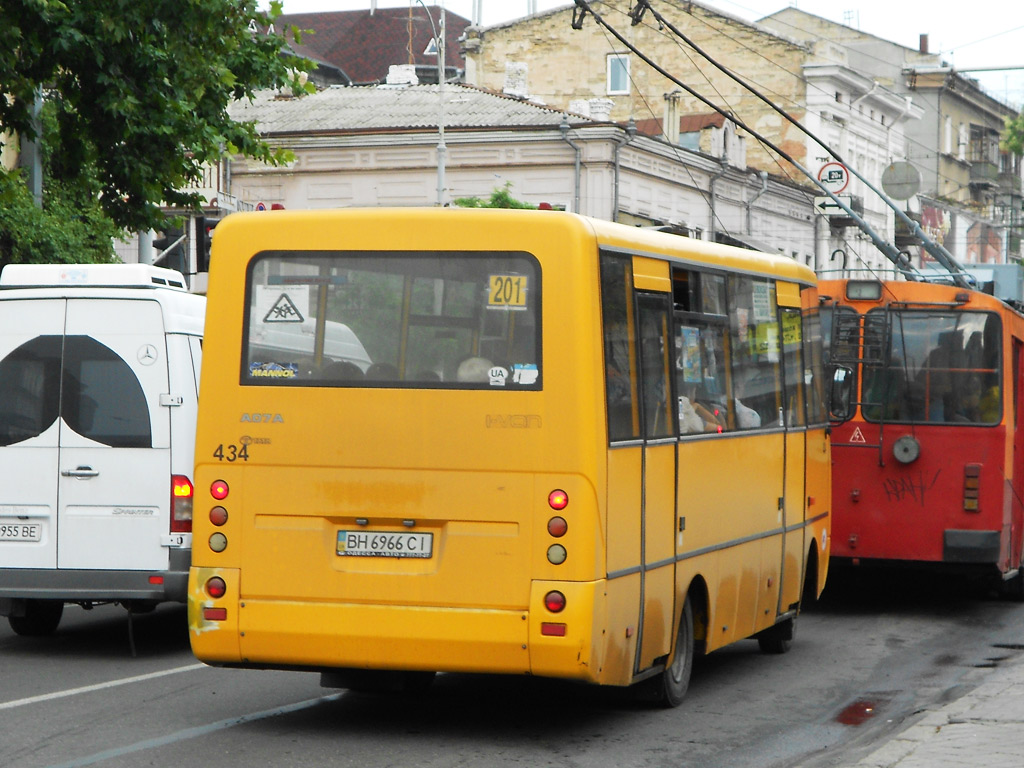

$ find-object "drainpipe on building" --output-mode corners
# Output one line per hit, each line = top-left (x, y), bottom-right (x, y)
(745, 170), (769, 237)
(612, 119), (637, 223)
(560, 116), (582, 214)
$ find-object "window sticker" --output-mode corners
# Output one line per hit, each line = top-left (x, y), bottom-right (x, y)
(255, 285), (310, 324)
(487, 274), (528, 310)
(751, 281), (773, 323)
(512, 363), (538, 385)
(249, 361), (298, 379)
(677, 326), (702, 383)
(489, 366), (508, 386)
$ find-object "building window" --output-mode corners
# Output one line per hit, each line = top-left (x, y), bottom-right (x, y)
(607, 54), (629, 95)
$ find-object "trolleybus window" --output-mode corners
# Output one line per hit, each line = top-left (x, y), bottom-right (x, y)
(243, 252), (541, 389)
(861, 310), (1000, 425)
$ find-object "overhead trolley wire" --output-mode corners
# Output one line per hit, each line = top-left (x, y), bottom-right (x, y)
(570, 0), (923, 282)
(620, 0), (973, 287)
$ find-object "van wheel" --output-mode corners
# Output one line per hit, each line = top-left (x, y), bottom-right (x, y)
(648, 597), (694, 708)
(757, 617), (795, 654)
(9, 600), (64, 636)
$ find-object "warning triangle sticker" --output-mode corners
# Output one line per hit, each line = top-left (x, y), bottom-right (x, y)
(849, 426), (867, 443)
(263, 293), (304, 323)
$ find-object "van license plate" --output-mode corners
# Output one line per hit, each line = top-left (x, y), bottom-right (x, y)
(337, 531), (433, 558)
(0, 523), (42, 542)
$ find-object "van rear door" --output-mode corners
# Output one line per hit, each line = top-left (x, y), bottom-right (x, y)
(57, 299), (171, 571)
(0, 300), (66, 569)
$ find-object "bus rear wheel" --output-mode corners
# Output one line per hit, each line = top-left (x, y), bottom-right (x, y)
(650, 597), (694, 708)
(9, 599), (64, 636)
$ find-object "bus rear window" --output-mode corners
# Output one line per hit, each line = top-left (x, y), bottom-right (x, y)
(242, 251), (541, 389)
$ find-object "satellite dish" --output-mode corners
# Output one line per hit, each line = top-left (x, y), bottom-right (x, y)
(881, 162), (921, 200)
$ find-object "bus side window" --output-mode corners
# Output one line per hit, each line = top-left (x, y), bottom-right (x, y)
(729, 275), (780, 429)
(600, 254), (641, 442)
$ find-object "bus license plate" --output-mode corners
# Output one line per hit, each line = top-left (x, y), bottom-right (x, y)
(0, 523), (41, 542)
(337, 530), (433, 558)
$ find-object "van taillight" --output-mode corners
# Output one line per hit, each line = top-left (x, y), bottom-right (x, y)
(171, 475), (194, 533)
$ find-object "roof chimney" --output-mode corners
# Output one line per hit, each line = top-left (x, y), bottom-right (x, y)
(919, 34), (929, 54)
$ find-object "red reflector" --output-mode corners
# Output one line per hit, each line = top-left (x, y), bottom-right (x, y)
(548, 490), (568, 510)
(544, 590), (566, 612)
(148, 575), (164, 585)
(206, 576), (227, 598)
(202, 607), (227, 621)
(541, 622), (567, 636)
(210, 480), (229, 500)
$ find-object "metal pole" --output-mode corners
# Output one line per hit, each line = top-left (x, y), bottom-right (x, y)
(414, 1), (446, 206)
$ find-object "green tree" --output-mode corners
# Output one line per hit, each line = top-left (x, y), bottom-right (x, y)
(453, 182), (538, 209)
(0, 0), (311, 237)
(1005, 113), (1024, 156)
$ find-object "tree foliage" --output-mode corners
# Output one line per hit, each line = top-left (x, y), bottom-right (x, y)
(0, 0), (311, 233)
(453, 183), (538, 209)
(1005, 113), (1024, 157)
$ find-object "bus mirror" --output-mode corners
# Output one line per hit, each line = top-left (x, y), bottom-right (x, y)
(829, 366), (854, 422)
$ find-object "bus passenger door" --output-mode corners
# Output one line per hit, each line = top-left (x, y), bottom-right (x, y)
(779, 306), (806, 614)
(636, 294), (677, 671)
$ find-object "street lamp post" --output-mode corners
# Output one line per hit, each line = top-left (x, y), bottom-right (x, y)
(415, 1), (446, 206)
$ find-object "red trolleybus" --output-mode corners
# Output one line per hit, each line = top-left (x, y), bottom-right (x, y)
(821, 278), (1024, 597)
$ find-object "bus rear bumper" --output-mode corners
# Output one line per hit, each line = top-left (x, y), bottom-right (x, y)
(943, 529), (1000, 564)
(188, 575), (604, 683)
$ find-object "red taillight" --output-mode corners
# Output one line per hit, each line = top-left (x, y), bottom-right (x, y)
(209, 506), (228, 526)
(548, 490), (568, 510)
(544, 590), (566, 613)
(206, 576), (227, 598)
(171, 475), (193, 533)
(547, 516), (568, 537)
(210, 480), (229, 500)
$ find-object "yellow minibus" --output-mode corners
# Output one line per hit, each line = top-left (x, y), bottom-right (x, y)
(188, 208), (830, 706)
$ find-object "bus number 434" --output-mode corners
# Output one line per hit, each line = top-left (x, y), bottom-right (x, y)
(213, 444), (250, 462)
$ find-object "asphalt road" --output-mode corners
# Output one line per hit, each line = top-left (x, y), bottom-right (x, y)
(2, 569), (1023, 768)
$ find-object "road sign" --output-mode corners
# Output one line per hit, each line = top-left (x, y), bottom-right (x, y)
(813, 195), (853, 215)
(817, 162), (849, 194)
(255, 201), (267, 211)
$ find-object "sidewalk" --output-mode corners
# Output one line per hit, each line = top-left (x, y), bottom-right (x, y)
(844, 651), (1024, 767)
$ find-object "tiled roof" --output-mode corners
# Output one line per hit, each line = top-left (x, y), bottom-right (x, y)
(278, 8), (470, 84)
(229, 84), (580, 135)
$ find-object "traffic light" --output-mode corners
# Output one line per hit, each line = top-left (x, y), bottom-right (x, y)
(195, 216), (220, 273)
(153, 223), (185, 273)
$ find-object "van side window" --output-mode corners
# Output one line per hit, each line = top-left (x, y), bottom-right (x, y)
(62, 337), (153, 448)
(0, 335), (62, 446)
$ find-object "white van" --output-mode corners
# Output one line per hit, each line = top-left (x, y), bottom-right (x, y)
(0, 264), (205, 635)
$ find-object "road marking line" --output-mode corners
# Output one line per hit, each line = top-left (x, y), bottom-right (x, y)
(0, 662), (207, 711)
(45, 693), (343, 768)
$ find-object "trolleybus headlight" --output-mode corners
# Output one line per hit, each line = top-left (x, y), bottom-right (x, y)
(544, 590), (566, 613)
(206, 576), (227, 598)
(210, 480), (229, 500)
(209, 506), (228, 526)
(547, 516), (568, 537)
(548, 489), (568, 510)
(209, 532), (228, 553)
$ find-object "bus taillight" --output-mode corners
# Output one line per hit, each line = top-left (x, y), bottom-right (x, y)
(210, 480), (229, 500)
(206, 576), (227, 598)
(964, 464), (982, 512)
(171, 475), (193, 533)
(544, 590), (566, 612)
(548, 490), (568, 510)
